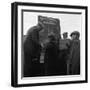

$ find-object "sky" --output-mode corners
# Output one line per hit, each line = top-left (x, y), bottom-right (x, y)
(23, 11), (82, 39)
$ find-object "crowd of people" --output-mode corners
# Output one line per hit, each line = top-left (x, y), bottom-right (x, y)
(23, 23), (80, 77)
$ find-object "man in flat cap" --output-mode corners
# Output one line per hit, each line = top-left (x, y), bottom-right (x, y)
(70, 31), (80, 40)
(59, 32), (71, 75)
(69, 31), (80, 75)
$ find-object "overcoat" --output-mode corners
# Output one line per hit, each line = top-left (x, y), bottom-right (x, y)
(24, 26), (41, 77)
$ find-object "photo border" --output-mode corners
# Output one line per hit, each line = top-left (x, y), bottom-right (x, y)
(11, 2), (88, 87)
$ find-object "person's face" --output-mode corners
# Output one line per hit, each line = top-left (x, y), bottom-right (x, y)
(63, 34), (67, 39)
(71, 34), (76, 40)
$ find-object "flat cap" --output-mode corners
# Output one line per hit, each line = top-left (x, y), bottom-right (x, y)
(70, 31), (80, 37)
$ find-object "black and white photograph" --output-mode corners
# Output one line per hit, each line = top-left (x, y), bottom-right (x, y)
(23, 12), (81, 77)
(11, 2), (88, 87)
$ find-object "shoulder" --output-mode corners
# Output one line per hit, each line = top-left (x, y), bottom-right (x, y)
(27, 26), (38, 35)
(71, 40), (80, 46)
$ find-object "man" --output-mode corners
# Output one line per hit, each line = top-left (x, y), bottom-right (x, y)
(44, 34), (59, 75)
(69, 31), (80, 75)
(23, 23), (44, 77)
(59, 32), (71, 75)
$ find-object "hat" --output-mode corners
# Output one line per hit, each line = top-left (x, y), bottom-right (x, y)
(70, 31), (80, 37)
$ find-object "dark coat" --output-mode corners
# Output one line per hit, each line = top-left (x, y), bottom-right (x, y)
(23, 26), (41, 77)
(58, 39), (71, 75)
(44, 41), (59, 75)
(69, 39), (80, 75)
